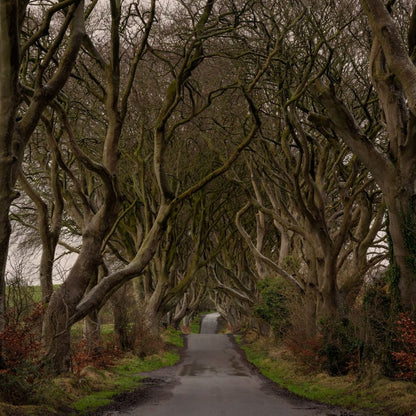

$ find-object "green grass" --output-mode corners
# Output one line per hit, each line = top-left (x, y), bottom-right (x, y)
(70, 323), (115, 342)
(189, 315), (201, 334)
(164, 327), (184, 347)
(70, 328), (183, 414)
(71, 349), (180, 414)
(189, 311), (217, 334)
(236, 336), (416, 416)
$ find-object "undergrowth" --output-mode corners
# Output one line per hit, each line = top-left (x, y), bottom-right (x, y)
(69, 327), (183, 414)
(0, 321), (183, 415)
(71, 350), (180, 414)
(236, 335), (416, 416)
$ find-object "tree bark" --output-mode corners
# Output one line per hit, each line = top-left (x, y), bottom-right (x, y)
(384, 192), (416, 308)
(314, 80), (416, 309)
(42, 229), (110, 373)
(0, 0), (19, 369)
(83, 311), (101, 355)
(112, 285), (133, 351)
(0, 0), (85, 371)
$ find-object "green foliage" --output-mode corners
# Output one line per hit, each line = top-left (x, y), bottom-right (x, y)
(363, 276), (400, 377)
(253, 276), (289, 338)
(164, 328), (184, 347)
(189, 315), (201, 334)
(401, 202), (416, 279)
(0, 361), (46, 405)
(281, 255), (301, 274)
(319, 317), (361, 376)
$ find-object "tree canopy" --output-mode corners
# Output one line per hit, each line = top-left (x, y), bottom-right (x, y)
(1, 0), (415, 376)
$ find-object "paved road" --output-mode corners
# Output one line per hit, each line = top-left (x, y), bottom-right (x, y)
(199, 311), (221, 334)
(99, 313), (362, 416)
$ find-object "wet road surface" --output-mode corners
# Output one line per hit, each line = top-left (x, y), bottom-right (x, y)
(99, 313), (363, 416)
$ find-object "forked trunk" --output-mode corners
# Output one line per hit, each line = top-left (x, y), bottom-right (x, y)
(42, 242), (102, 373)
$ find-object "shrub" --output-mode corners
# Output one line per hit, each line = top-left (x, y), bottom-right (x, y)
(319, 317), (362, 376)
(392, 313), (416, 381)
(362, 276), (400, 377)
(71, 337), (122, 377)
(285, 316), (362, 376)
(285, 334), (326, 372)
(0, 303), (45, 404)
(254, 276), (290, 339)
(133, 327), (164, 358)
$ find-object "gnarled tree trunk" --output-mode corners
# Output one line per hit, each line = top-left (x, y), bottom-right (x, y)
(0, 0), (19, 369)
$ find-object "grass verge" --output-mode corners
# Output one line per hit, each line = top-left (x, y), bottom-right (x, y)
(189, 315), (201, 334)
(70, 328), (183, 414)
(235, 335), (416, 416)
(0, 328), (183, 416)
(71, 350), (179, 414)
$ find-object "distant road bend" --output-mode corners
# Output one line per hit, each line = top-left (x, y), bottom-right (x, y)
(99, 313), (363, 416)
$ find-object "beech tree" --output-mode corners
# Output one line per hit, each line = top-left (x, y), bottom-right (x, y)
(224, 0), (387, 334)
(38, 0), (269, 373)
(14, 126), (66, 303)
(0, 0), (86, 369)
(313, 0), (416, 309)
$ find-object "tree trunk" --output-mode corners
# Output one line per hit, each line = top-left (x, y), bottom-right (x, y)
(42, 238), (102, 373)
(385, 192), (416, 309)
(42, 294), (73, 373)
(143, 292), (164, 337)
(0, 0), (19, 369)
(318, 256), (339, 319)
(83, 310), (101, 355)
(112, 286), (132, 351)
(183, 313), (193, 330)
(39, 246), (55, 303)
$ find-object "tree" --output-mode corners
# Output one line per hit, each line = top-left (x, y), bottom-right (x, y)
(0, 0), (20, 369)
(40, 0), (264, 374)
(1, 0), (86, 369)
(313, 0), (416, 309)
(41, 0), (156, 373)
(228, 0), (386, 333)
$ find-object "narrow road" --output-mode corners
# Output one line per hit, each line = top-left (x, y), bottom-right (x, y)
(98, 313), (362, 416)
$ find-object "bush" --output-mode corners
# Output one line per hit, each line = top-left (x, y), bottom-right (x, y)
(392, 313), (416, 381)
(71, 337), (122, 377)
(253, 276), (290, 339)
(362, 277), (400, 377)
(285, 316), (362, 376)
(285, 334), (326, 372)
(0, 303), (45, 404)
(319, 317), (362, 376)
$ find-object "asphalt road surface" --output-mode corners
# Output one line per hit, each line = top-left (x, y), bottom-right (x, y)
(98, 313), (363, 416)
